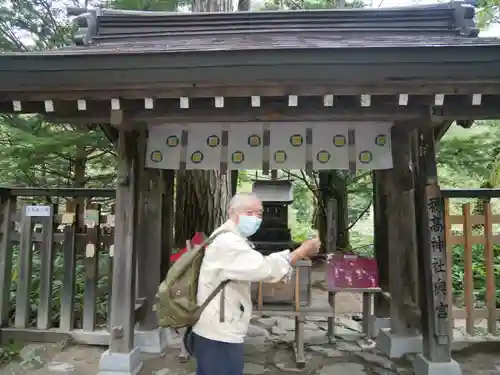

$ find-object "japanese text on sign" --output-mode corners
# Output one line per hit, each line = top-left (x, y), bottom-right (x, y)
(25, 205), (51, 217)
(427, 193), (450, 337)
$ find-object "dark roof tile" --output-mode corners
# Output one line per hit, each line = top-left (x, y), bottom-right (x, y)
(2, 1), (498, 57)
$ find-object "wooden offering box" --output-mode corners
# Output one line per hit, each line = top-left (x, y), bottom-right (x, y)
(251, 259), (312, 309)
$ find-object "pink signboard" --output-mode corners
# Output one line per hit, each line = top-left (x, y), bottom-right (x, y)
(326, 253), (379, 289)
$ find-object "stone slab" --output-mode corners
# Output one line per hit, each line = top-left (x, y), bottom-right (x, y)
(369, 316), (391, 338)
(318, 363), (366, 375)
(135, 328), (168, 354)
(98, 347), (143, 375)
(413, 354), (462, 375)
(376, 328), (423, 359)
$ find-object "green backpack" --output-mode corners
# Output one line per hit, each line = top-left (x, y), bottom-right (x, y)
(154, 229), (230, 328)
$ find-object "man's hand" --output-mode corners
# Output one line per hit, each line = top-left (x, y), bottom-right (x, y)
(289, 237), (321, 265)
(299, 238), (321, 258)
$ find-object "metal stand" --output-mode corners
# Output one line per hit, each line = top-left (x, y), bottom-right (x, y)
(327, 287), (381, 343)
(293, 316), (306, 368)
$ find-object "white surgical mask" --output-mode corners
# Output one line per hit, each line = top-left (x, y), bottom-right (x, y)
(236, 215), (262, 237)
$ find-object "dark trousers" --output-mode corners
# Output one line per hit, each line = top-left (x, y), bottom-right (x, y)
(193, 332), (244, 375)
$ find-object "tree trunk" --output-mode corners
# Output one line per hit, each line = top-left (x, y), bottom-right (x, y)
(332, 173), (349, 250)
(174, 170), (231, 247)
(237, 0), (250, 10)
(313, 171), (349, 252)
(66, 144), (87, 214)
(191, 0), (233, 11)
(173, 0), (235, 247)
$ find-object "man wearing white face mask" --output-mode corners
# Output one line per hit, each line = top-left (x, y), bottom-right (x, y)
(191, 192), (321, 375)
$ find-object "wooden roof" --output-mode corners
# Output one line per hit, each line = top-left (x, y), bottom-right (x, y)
(72, 2), (482, 49)
(3, 2), (496, 56)
(1, 1), (500, 124)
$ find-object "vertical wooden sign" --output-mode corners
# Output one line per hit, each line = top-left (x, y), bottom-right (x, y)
(425, 184), (450, 345)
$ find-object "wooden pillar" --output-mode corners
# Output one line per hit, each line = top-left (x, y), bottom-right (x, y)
(0, 192), (16, 326)
(160, 170), (175, 279)
(372, 171), (390, 318)
(386, 125), (420, 335)
(109, 130), (139, 353)
(136, 131), (163, 330)
(413, 127), (452, 362)
(230, 170), (238, 197)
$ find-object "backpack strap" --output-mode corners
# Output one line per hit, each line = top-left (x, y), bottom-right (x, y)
(196, 229), (233, 318)
(198, 279), (230, 311)
(198, 228), (252, 323)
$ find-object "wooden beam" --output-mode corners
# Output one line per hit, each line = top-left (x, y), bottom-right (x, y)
(7, 187), (115, 198)
(136, 131), (163, 330)
(100, 124), (119, 144)
(413, 126), (452, 362)
(3, 94), (498, 123)
(2, 81), (500, 101)
(47, 105), (427, 125)
(0, 194), (16, 326)
(372, 170), (390, 319)
(51, 106), (500, 125)
(441, 188), (500, 198)
(160, 170), (175, 279)
(385, 125), (420, 334)
(433, 121), (453, 142)
(230, 170), (238, 197)
(109, 130), (139, 353)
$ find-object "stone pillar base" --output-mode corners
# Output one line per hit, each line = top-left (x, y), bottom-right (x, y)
(135, 327), (168, 354)
(369, 316), (391, 338)
(98, 347), (143, 375)
(413, 354), (462, 375)
(376, 328), (423, 358)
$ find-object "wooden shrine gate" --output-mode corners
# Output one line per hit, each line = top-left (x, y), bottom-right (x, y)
(1, 2), (500, 374)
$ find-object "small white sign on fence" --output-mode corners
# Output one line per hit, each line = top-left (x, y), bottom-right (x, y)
(25, 205), (51, 217)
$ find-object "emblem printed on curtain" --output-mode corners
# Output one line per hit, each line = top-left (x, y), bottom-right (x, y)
(311, 123), (350, 170)
(146, 124), (182, 170)
(268, 123), (307, 170)
(227, 122), (264, 170)
(185, 123), (223, 170)
(355, 122), (393, 170)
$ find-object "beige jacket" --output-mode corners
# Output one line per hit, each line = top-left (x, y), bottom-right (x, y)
(192, 220), (292, 343)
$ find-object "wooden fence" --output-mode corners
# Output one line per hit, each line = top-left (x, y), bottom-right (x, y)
(0, 188), (116, 345)
(443, 188), (500, 337)
(0, 187), (499, 345)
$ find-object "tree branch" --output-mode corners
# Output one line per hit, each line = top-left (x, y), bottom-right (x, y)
(347, 200), (372, 230)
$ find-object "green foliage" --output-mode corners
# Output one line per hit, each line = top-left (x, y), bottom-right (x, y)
(0, 119), (115, 187)
(105, 0), (189, 11)
(290, 177), (314, 242)
(450, 243), (500, 307)
(475, 0), (499, 30)
(440, 122), (500, 308)
(0, 341), (21, 366)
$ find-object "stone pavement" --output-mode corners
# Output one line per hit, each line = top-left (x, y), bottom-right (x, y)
(145, 314), (413, 375)
(3, 313), (500, 375)
(1, 315), (413, 375)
